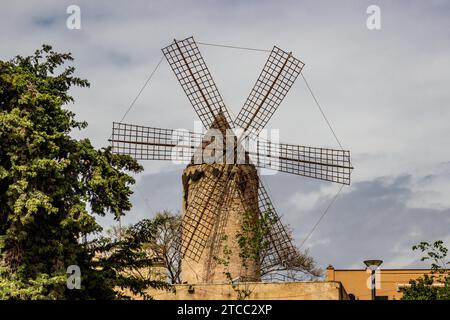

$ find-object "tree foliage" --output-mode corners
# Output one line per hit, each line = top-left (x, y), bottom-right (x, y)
(0, 45), (163, 299)
(90, 219), (171, 300)
(402, 240), (450, 300)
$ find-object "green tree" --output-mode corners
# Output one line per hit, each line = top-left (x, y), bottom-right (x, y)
(0, 45), (162, 299)
(402, 240), (450, 300)
(92, 219), (170, 300)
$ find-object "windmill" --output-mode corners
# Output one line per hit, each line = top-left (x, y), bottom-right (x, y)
(110, 37), (352, 284)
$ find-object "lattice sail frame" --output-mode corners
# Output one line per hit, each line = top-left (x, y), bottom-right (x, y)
(230, 171), (302, 275)
(111, 123), (352, 185)
(180, 165), (234, 261)
(111, 122), (201, 162)
(111, 36), (352, 272)
(161, 38), (307, 267)
(162, 37), (233, 131)
(256, 182), (299, 273)
(235, 46), (304, 135)
(111, 121), (352, 272)
(252, 141), (351, 185)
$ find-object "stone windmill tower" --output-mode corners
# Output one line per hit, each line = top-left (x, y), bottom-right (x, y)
(111, 37), (352, 284)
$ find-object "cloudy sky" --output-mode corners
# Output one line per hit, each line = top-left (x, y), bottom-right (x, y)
(2, 0), (450, 270)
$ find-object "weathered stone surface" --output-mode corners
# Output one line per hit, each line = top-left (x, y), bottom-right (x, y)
(181, 163), (261, 284)
(146, 281), (349, 300)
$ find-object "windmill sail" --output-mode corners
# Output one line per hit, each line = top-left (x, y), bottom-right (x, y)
(251, 140), (352, 185)
(181, 165), (234, 261)
(234, 46), (304, 135)
(111, 123), (352, 185)
(110, 37), (353, 284)
(257, 181), (300, 274)
(227, 169), (303, 275)
(110, 122), (201, 162)
(162, 37), (233, 131)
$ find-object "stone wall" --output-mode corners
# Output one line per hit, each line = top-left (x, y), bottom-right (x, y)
(148, 281), (349, 300)
(181, 163), (260, 284)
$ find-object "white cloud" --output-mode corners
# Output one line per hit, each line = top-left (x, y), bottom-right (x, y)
(289, 191), (322, 211)
(406, 163), (450, 210)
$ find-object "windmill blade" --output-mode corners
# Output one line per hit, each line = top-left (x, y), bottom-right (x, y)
(181, 165), (234, 261)
(110, 122), (202, 162)
(162, 37), (233, 130)
(111, 122), (352, 185)
(234, 46), (304, 135)
(256, 181), (300, 274)
(230, 168), (300, 274)
(203, 165), (263, 282)
(203, 179), (239, 282)
(249, 140), (352, 185)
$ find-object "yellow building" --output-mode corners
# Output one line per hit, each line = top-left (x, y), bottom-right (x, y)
(326, 265), (435, 300)
(146, 264), (442, 300)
